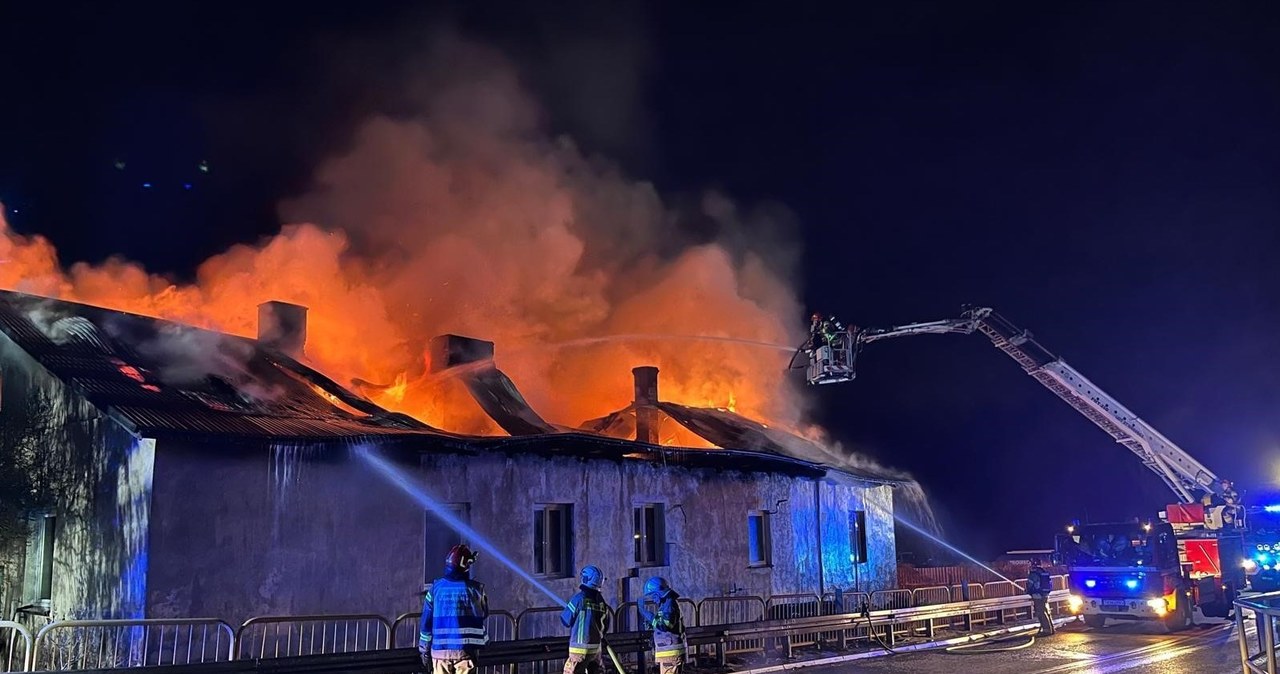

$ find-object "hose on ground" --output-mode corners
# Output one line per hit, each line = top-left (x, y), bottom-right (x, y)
(861, 602), (897, 655)
(943, 631), (1037, 654)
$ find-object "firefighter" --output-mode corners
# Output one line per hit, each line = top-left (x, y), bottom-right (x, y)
(1027, 558), (1054, 636)
(1220, 479), (1240, 506)
(419, 545), (489, 674)
(809, 313), (824, 348)
(561, 566), (612, 674)
(638, 577), (686, 674)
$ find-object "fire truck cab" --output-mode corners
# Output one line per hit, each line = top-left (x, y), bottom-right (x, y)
(1056, 513), (1244, 629)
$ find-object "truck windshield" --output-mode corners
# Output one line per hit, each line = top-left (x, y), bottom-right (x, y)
(1061, 527), (1153, 567)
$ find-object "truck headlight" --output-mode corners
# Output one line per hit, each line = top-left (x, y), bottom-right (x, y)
(1146, 598), (1168, 616)
(1244, 559), (1259, 572)
(1068, 595), (1084, 613)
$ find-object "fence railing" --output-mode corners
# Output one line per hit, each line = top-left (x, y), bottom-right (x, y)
(765, 594), (824, 650)
(235, 614), (390, 660)
(1237, 590), (1280, 673)
(0, 621), (31, 673)
(30, 619), (233, 671)
(910, 586), (951, 606)
(1, 577), (1065, 672)
(696, 596), (767, 657)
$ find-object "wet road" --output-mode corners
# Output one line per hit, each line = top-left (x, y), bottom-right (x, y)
(806, 618), (1245, 673)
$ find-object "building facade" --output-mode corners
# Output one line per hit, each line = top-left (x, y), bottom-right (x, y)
(0, 290), (897, 627)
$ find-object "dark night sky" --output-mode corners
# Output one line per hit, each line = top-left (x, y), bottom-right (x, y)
(3, 1), (1280, 559)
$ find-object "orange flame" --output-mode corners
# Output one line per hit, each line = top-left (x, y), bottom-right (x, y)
(0, 45), (811, 442)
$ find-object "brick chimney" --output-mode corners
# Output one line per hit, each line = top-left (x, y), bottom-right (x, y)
(429, 334), (496, 373)
(257, 301), (308, 357)
(633, 366), (660, 444)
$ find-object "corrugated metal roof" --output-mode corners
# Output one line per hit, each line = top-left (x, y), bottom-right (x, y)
(0, 290), (857, 480)
(0, 290), (448, 441)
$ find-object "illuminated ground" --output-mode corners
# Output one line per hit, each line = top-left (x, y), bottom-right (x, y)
(799, 617), (1243, 674)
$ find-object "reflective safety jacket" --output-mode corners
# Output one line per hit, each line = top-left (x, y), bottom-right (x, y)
(561, 586), (612, 655)
(419, 571), (489, 655)
(642, 590), (686, 661)
(1026, 567), (1052, 598)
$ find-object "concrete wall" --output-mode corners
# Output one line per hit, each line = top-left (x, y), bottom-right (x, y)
(146, 441), (895, 624)
(0, 334), (154, 620)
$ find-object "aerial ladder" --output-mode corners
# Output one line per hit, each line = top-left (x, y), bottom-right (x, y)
(797, 306), (1224, 505)
(797, 306), (1256, 608)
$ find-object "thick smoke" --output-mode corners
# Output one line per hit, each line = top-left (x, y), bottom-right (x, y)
(0, 35), (937, 516)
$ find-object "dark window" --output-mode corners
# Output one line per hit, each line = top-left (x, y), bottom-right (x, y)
(424, 504), (470, 582)
(23, 513), (56, 604)
(634, 504), (667, 566)
(849, 510), (868, 565)
(534, 505), (574, 578)
(748, 511), (772, 567)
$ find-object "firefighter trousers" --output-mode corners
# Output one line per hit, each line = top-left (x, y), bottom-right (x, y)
(563, 652), (602, 674)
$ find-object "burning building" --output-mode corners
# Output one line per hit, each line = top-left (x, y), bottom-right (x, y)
(0, 289), (899, 625)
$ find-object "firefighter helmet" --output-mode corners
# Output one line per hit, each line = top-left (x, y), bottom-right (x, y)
(643, 576), (669, 598)
(580, 565), (604, 589)
(811, 312), (822, 322)
(445, 544), (478, 572)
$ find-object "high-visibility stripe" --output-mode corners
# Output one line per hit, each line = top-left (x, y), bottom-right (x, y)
(569, 646), (601, 654)
(655, 647), (685, 658)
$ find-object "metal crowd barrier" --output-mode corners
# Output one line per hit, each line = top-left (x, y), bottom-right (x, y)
(1, 621), (32, 673)
(910, 586), (952, 607)
(696, 596), (766, 657)
(765, 594), (823, 650)
(29, 619), (233, 671)
(235, 614), (390, 660)
(4, 578), (1065, 672)
(870, 589), (912, 611)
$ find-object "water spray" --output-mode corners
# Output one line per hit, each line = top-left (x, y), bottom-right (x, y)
(539, 333), (797, 354)
(894, 514), (1015, 584)
(356, 446), (629, 673)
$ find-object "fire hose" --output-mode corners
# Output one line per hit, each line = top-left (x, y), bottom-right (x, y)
(943, 632), (1037, 654)
(601, 638), (627, 674)
(860, 601), (897, 655)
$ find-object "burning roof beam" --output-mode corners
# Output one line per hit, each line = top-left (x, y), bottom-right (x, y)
(428, 334), (557, 436)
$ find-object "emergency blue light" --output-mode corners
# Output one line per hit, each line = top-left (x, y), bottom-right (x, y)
(1260, 553), (1272, 563)
(1125, 579), (1139, 590)
(1265, 505), (1280, 513)
(1084, 579), (1097, 588)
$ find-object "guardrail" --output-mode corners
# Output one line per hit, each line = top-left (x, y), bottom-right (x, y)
(1237, 591), (1280, 673)
(3, 579), (1065, 672)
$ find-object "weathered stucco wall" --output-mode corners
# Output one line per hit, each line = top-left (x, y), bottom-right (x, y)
(0, 334), (153, 620)
(147, 442), (424, 624)
(147, 442), (895, 623)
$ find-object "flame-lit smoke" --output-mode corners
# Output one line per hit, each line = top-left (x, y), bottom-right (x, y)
(0, 37), (807, 437)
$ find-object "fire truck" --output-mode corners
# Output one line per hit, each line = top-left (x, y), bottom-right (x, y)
(798, 306), (1246, 625)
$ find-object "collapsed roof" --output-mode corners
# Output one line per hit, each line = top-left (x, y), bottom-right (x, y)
(0, 290), (897, 482)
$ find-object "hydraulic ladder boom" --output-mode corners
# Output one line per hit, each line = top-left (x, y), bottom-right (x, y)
(830, 306), (1222, 503)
